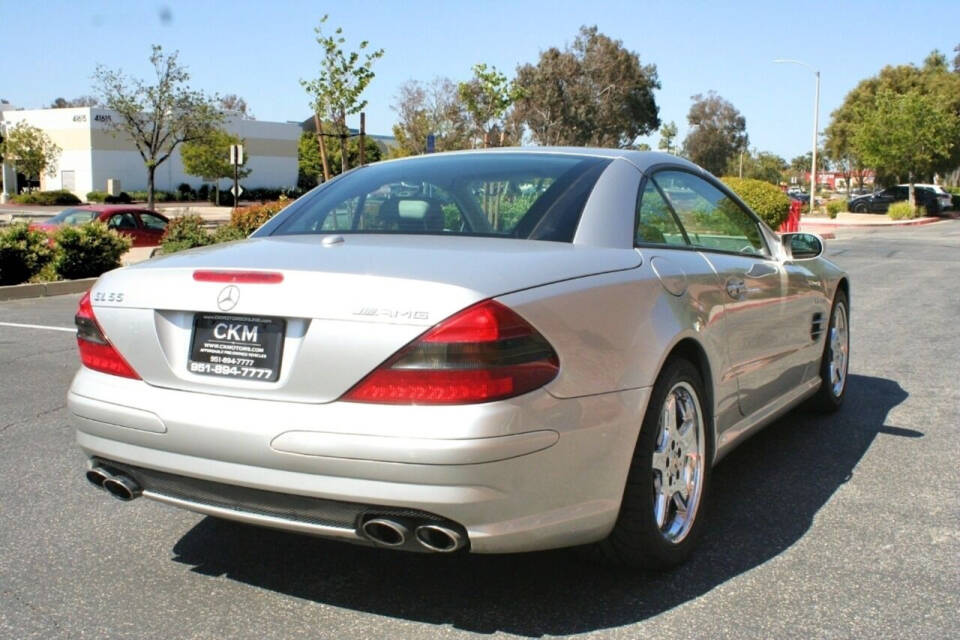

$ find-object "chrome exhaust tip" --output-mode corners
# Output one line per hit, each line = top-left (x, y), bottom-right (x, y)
(415, 524), (464, 553)
(85, 465), (112, 489)
(102, 475), (142, 501)
(361, 518), (409, 547)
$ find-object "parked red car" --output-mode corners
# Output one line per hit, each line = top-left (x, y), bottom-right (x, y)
(29, 205), (169, 247)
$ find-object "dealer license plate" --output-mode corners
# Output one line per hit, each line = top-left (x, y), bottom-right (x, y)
(188, 314), (285, 381)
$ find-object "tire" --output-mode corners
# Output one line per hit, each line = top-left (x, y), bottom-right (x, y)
(852, 202), (867, 213)
(808, 290), (850, 412)
(592, 358), (712, 569)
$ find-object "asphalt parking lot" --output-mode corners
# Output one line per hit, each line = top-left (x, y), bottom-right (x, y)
(1, 221), (958, 639)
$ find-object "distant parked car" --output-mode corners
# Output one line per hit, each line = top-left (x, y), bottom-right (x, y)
(788, 193), (810, 204)
(848, 185), (948, 215)
(29, 205), (169, 247)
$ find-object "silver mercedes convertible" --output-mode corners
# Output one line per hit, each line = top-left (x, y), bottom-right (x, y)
(70, 149), (849, 568)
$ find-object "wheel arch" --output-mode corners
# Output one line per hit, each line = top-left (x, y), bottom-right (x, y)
(660, 336), (715, 452)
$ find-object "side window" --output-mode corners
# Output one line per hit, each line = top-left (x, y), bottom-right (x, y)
(652, 171), (766, 256)
(107, 213), (138, 230)
(139, 213), (167, 231)
(635, 180), (688, 246)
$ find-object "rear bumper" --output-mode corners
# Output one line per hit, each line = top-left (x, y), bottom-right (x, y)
(70, 367), (650, 553)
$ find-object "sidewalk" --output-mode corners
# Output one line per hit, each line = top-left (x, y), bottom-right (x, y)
(799, 211), (947, 238)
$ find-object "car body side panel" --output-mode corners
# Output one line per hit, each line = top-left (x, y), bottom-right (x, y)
(497, 246), (740, 437)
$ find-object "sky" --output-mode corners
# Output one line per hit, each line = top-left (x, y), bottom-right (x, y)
(2, 0), (958, 161)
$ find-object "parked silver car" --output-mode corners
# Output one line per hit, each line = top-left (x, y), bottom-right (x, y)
(70, 149), (849, 568)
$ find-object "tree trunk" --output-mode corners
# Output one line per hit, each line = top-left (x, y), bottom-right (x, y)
(339, 109), (349, 174)
(147, 165), (156, 211)
(908, 174), (916, 210)
(314, 113), (331, 182)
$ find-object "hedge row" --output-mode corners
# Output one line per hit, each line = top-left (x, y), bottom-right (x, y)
(11, 190), (81, 206)
(0, 222), (131, 285)
(720, 177), (791, 229)
(160, 200), (290, 254)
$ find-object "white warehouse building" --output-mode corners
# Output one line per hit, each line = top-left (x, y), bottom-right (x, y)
(0, 104), (300, 198)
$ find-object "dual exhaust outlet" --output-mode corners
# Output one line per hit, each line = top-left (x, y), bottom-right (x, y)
(361, 517), (465, 553)
(86, 464), (142, 501)
(85, 463), (466, 553)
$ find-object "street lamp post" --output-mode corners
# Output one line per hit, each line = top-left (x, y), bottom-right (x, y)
(774, 59), (820, 204)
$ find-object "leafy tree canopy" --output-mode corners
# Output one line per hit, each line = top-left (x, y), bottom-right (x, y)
(512, 25), (660, 147)
(682, 91), (747, 175)
(50, 96), (99, 108)
(92, 44), (222, 209)
(0, 122), (61, 181)
(181, 128), (250, 185)
(825, 51), (960, 182)
(852, 88), (959, 200)
(389, 77), (471, 157)
(658, 121), (678, 154)
(457, 64), (524, 147)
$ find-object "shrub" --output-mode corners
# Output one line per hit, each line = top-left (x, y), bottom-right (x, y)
(720, 177), (791, 228)
(53, 222), (131, 280)
(129, 189), (173, 203)
(211, 224), (248, 243)
(197, 184), (210, 201)
(230, 200), (289, 235)
(11, 190), (81, 206)
(176, 183), (197, 201)
(86, 191), (109, 203)
(161, 215), (212, 253)
(826, 199), (846, 218)
(0, 223), (56, 285)
(887, 201), (918, 220)
(29, 261), (61, 283)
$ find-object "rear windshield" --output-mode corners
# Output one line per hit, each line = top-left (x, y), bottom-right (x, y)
(266, 153), (611, 242)
(48, 208), (98, 225)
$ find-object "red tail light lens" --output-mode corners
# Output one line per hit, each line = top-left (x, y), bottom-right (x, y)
(75, 292), (140, 379)
(343, 300), (559, 405)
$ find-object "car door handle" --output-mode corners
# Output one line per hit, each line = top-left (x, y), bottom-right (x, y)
(726, 279), (745, 299)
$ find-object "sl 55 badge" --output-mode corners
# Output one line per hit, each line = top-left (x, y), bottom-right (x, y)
(93, 291), (124, 303)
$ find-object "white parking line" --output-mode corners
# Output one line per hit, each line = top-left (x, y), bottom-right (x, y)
(0, 322), (76, 333)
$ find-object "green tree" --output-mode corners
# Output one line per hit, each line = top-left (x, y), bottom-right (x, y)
(512, 26), (660, 147)
(181, 128), (250, 205)
(0, 122), (61, 183)
(301, 15), (384, 179)
(726, 150), (787, 185)
(826, 51), (960, 185)
(682, 92), (748, 175)
(852, 88), (959, 207)
(457, 64), (523, 147)
(389, 77), (471, 157)
(92, 45), (222, 210)
(49, 96), (99, 108)
(658, 121), (678, 154)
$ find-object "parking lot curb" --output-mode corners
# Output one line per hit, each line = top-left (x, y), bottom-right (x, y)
(0, 278), (96, 301)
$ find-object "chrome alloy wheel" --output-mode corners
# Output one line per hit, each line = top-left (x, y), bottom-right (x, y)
(828, 302), (849, 397)
(650, 382), (705, 544)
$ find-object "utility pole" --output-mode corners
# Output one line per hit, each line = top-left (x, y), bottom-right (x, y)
(773, 59), (820, 205)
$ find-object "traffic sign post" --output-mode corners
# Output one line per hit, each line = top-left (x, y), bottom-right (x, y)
(229, 144), (244, 212)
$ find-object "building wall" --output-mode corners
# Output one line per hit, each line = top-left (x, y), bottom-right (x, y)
(2, 107), (299, 196)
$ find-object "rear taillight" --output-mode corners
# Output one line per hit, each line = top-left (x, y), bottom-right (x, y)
(343, 300), (559, 405)
(75, 291), (140, 379)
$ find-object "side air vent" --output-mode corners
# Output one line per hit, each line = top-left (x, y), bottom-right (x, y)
(811, 312), (826, 342)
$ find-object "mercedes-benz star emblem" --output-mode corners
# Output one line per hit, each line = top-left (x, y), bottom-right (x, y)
(217, 285), (240, 311)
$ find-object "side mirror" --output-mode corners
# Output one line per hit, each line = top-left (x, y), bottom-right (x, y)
(781, 232), (824, 261)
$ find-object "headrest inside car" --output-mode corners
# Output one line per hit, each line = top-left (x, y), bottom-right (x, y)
(397, 200), (430, 219)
